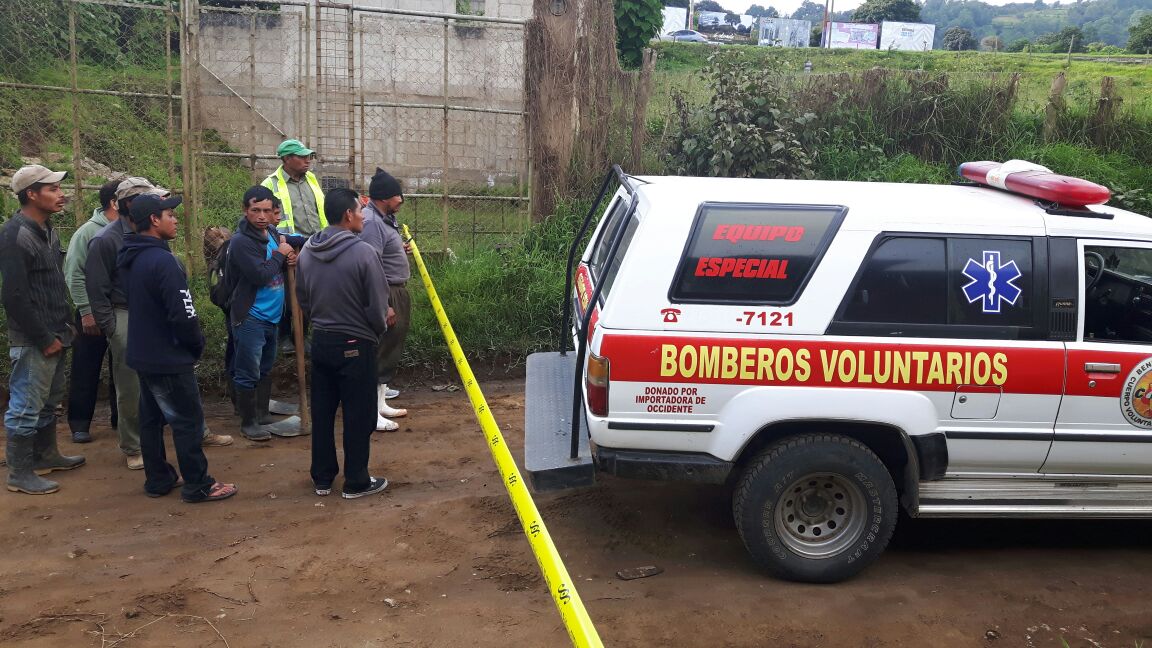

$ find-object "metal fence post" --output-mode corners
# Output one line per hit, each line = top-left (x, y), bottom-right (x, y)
(442, 17), (449, 250)
(69, 3), (82, 226)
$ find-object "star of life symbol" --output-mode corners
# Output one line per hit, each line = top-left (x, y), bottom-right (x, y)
(961, 251), (1022, 314)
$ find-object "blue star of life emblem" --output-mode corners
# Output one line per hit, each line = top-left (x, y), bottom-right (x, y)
(962, 251), (1022, 314)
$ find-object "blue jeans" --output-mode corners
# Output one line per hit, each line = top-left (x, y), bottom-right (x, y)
(138, 371), (214, 499)
(5, 346), (67, 439)
(231, 317), (277, 390)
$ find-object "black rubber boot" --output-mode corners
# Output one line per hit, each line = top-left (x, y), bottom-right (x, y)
(7, 436), (59, 495)
(256, 377), (276, 425)
(225, 381), (239, 416)
(69, 420), (93, 444)
(237, 388), (270, 441)
(33, 422), (86, 475)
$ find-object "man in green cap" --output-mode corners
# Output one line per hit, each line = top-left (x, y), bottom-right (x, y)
(262, 139), (326, 237)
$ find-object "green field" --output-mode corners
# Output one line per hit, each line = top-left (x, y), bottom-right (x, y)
(652, 42), (1152, 110)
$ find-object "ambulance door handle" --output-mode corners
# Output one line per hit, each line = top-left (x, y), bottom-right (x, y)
(1084, 362), (1120, 374)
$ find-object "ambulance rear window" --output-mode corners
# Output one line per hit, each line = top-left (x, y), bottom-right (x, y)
(670, 203), (846, 305)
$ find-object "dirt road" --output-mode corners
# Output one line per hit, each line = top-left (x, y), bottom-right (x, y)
(2, 378), (1151, 647)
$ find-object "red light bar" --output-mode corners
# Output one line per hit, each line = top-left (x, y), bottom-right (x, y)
(958, 160), (1111, 208)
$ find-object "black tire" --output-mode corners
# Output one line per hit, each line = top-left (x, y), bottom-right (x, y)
(733, 433), (898, 583)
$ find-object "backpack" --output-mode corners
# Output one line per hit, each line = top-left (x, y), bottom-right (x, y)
(204, 226), (235, 311)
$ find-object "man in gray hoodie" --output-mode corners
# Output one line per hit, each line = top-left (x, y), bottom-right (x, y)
(296, 188), (392, 500)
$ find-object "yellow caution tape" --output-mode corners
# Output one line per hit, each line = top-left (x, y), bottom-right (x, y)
(404, 226), (604, 648)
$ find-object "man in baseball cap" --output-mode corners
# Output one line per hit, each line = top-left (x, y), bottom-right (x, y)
(262, 139), (325, 237)
(84, 176), (170, 471)
(116, 177), (170, 202)
(118, 194), (236, 502)
(10, 164), (68, 195)
(1, 165), (85, 495)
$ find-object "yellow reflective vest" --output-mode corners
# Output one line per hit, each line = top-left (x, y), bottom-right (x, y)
(261, 167), (327, 234)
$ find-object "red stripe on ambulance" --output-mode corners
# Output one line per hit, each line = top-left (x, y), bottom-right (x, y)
(599, 335), (1066, 395)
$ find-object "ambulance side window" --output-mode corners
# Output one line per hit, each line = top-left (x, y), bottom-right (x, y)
(835, 234), (1039, 339)
(841, 237), (946, 324)
(589, 197), (631, 278)
(1083, 244), (1152, 343)
(670, 203), (846, 305)
(599, 217), (641, 298)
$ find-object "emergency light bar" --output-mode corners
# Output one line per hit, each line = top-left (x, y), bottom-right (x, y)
(958, 160), (1111, 208)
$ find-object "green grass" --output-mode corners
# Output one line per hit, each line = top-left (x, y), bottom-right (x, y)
(651, 42), (1152, 113)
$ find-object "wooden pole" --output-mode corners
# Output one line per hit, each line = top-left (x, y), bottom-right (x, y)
(286, 265), (311, 433)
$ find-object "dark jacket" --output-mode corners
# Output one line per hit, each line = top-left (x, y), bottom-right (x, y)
(297, 226), (389, 342)
(225, 217), (288, 327)
(117, 233), (205, 374)
(85, 217), (133, 336)
(0, 211), (73, 350)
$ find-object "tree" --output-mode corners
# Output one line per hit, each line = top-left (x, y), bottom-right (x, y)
(852, 0), (921, 24)
(746, 4), (779, 18)
(942, 26), (977, 50)
(980, 35), (1004, 51)
(664, 0), (689, 6)
(791, 0), (826, 23)
(1035, 26), (1088, 53)
(615, 0), (662, 69)
(725, 11), (741, 25)
(1129, 13), (1152, 52)
(1005, 38), (1031, 52)
(810, 23), (823, 47)
(696, 0), (727, 12)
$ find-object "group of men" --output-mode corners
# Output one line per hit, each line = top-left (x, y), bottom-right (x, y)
(0, 138), (415, 502)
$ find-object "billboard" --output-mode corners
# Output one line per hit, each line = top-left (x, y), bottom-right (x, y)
(758, 18), (811, 48)
(879, 21), (936, 51)
(828, 22), (879, 49)
(662, 6), (688, 33)
(697, 11), (726, 27)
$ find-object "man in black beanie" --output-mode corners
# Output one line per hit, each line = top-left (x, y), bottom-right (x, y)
(360, 168), (411, 432)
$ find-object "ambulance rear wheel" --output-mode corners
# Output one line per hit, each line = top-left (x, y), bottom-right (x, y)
(733, 433), (897, 583)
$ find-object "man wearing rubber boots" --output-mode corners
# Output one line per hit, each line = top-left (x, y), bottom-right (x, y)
(226, 186), (298, 442)
(296, 188), (391, 499)
(0, 165), (86, 495)
(359, 169), (411, 431)
(119, 194), (236, 503)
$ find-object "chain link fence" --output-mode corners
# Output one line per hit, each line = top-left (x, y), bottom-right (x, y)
(0, 0), (186, 255)
(0, 0), (532, 259)
(191, 0), (531, 254)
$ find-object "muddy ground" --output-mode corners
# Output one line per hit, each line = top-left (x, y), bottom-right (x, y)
(1, 377), (1151, 647)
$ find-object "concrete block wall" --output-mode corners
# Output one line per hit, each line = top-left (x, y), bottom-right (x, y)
(195, 0), (528, 190)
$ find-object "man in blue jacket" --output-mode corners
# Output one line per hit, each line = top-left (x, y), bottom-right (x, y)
(118, 195), (236, 503)
(226, 186), (297, 441)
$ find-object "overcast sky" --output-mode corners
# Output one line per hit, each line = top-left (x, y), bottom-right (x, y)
(713, 0), (1042, 19)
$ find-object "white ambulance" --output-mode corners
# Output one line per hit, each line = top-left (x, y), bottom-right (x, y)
(524, 163), (1152, 583)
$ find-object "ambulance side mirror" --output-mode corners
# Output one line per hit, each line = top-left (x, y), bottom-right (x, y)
(662, 308), (681, 323)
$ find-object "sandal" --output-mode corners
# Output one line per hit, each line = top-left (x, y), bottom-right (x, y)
(183, 482), (238, 504)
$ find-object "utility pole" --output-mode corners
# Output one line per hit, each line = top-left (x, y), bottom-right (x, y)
(821, 0), (830, 47)
(688, 0), (694, 30)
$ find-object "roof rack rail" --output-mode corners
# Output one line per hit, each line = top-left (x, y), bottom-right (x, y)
(614, 165), (647, 195)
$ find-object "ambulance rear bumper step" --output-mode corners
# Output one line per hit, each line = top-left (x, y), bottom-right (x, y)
(917, 476), (1152, 517)
(524, 352), (595, 492)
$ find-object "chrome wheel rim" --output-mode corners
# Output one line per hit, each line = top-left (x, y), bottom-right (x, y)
(773, 472), (867, 559)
